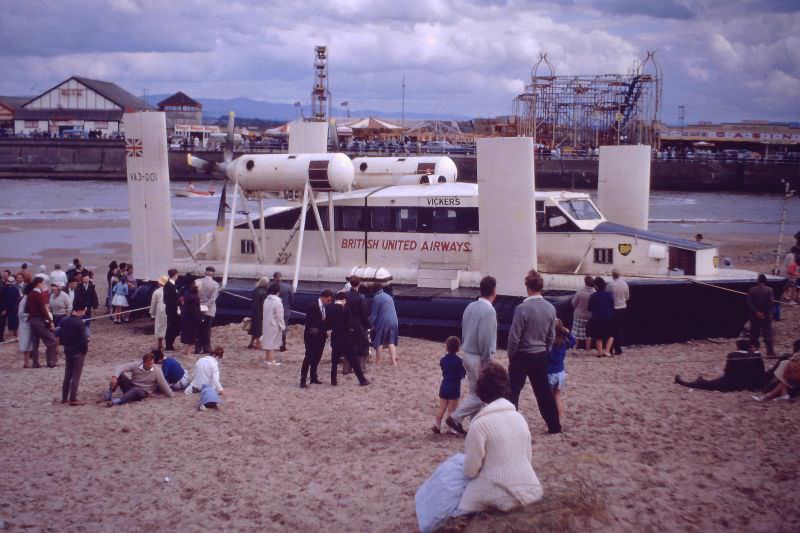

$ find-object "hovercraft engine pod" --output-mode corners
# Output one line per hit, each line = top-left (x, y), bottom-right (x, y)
(226, 153), (354, 193)
(350, 156), (457, 189)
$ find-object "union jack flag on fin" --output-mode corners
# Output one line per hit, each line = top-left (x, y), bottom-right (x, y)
(125, 138), (143, 158)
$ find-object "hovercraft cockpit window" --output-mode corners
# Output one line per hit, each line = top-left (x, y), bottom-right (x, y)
(559, 199), (601, 221)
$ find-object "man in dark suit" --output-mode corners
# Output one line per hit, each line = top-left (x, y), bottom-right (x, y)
(746, 274), (775, 356)
(328, 292), (369, 387)
(344, 276), (370, 373)
(300, 289), (333, 388)
(163, 268), (181, 352)
(74, 272), (99, 331)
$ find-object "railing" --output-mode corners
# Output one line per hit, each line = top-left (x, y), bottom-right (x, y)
(2, 133), (798, 166)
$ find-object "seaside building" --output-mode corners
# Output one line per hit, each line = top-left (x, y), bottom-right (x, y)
(0, 96), (29, 134)
(659, 121), (800, 157)
(13, 76), (154, 137)
(157, 91), (202, 134)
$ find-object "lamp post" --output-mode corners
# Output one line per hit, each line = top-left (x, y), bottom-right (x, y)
(341, 101), (350, 118)
(294, 101), (303, 119)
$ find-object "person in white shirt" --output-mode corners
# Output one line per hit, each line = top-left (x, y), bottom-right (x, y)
(49, 264), (68, 288)
(606, 269), (630, 355)
(186, 346), (225, 395)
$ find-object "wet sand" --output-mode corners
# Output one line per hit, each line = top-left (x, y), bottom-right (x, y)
(0, 234), (798, 531)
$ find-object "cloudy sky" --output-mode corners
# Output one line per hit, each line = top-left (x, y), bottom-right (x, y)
(0, 0), (798, 124)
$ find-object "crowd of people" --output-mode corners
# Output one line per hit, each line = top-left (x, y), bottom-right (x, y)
(569, 269), (630, 358)
(3, 256), (798, 529)
(1, 260), (100, 367)
(418, 266), (800, 529)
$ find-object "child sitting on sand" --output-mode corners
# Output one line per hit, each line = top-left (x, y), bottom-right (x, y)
(547, 319), (575, 420)
(433, 336), (466, 434)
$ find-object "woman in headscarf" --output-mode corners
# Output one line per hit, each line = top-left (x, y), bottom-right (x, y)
(248, 277), (269, 349)
(370, 284), (399, 365)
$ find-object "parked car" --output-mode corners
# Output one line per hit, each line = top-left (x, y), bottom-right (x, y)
(61, 128), (84, 139)
(422, 140), (452, 153)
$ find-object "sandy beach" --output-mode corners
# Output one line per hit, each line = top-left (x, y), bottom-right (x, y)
(0, 233), (798, 532)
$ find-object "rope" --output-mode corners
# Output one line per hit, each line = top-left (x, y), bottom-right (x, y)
(220, 289), (253, 302)
(541, 268), (787, 305)
(565, 352), (791, 365)
(0, 305), (150, 346)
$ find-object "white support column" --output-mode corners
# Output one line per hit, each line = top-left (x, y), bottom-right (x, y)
(328, 194), (337, 265)
(598, 145), (651, 230)
(172, 221), (197, 262)
(309, 193), (334, 265)
(477, 137), (536, 297)
(259, 196), (267, 261)
(292, 182), (311, 293)
(222, 181), (240, 288)
(122, 111), (174, 281)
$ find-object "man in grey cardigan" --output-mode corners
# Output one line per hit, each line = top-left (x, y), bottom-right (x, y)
(446, 276), (497, 435)
(195, 266), (220, 354)
(507, 269), (561, 434)
(105, 351), (174, 406)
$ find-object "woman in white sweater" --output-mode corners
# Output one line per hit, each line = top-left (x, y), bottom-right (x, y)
(458, 362), (544, 513)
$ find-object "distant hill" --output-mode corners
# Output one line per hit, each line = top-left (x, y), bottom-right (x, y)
(147, 94), (469, 122)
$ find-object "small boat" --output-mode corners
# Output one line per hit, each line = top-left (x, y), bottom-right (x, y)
(174, 183), (216, 198)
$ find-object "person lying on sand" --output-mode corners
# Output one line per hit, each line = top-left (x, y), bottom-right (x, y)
(105, 351), (174, 407)
(674, 339), (766, 392)
(753, 341), (800, 402)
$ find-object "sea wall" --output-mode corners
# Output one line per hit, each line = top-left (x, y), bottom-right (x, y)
(450, 155), (800, 192)
(0, 138), (798, 192)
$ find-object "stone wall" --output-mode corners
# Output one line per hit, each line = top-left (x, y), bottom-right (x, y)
(0, 138), (798, 192)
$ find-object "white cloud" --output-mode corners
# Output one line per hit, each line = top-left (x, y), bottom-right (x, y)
(0, 0), (796, 121)
(106, 0), (140, 14)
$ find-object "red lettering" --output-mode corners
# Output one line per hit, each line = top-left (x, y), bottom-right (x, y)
(464, 242), (472, 252)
